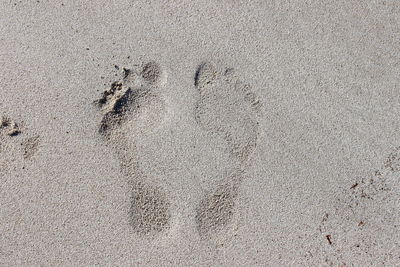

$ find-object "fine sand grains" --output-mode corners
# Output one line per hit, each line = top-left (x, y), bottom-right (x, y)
(194, 62), (261, 240)
(21, 135), (40, 160)
(96, 61), (171, 236)
(316, 146), (400, 265)
(194, 63), (261, 164)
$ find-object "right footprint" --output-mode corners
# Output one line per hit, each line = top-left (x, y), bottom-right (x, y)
(194, 62), (261, 240)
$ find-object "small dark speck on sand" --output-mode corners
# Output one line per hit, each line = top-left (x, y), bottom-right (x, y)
(326, 235), (332, 245)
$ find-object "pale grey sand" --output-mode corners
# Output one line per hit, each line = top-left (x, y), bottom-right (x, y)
(1, 1), (400, 266)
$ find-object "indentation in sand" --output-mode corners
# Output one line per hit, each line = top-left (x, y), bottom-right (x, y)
(195, 62), (261, 163)
(0, 116), (39, 175)
(195, 179), (239, 238)
(130, 183), (171, 234)
(0, 116), (21, 137)
(21, 135), (40, 160)
(96, 61), (171, 236)
(194, 62), (261, 239)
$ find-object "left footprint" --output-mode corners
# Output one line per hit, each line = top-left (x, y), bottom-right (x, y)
(96, 61), (171, 236)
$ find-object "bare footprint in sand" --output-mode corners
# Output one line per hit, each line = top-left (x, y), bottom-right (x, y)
(96, 61), (171, 236)
(316, 147), (400, 265)
(194, 62), (261, 240)
(0, 116), (40, 175)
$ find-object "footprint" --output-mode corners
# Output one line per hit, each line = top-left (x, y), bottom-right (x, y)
(0, 116), (40, 176)
(96, 61), (171, 236)
(194, 62), (261, 239)
(316, 147), (400, 265)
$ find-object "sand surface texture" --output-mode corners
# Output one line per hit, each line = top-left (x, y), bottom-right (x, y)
(1, 1), (399, 266)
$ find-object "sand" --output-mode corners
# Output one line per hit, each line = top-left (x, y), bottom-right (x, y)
(1, 1), (400, 266)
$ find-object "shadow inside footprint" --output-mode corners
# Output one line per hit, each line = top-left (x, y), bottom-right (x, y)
(97, 61), (166, 138)
(0, 117), (21, 137)
(97, 83), (149, 137)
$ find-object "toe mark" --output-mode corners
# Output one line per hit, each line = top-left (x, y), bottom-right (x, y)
(141, 61), (162, 85)
(0, 117), (21, 137)
(195, 62), (218, 88)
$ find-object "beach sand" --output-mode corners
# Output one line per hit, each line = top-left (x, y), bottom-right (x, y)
(1, 1), (399, 266)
